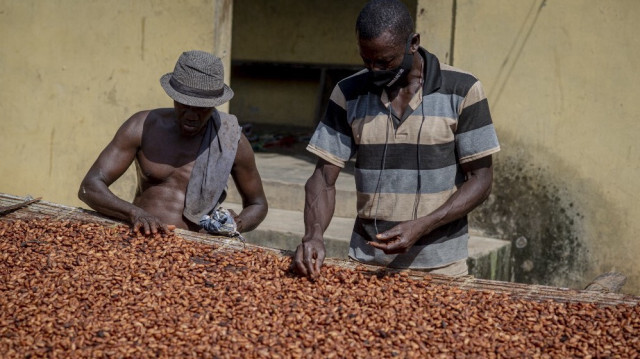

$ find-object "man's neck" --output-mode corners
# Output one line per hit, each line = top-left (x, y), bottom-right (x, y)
(388, 52), (425, 104)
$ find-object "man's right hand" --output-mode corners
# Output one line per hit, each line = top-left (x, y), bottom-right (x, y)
(130, 208), (174, 236)
(293, 236), (326, 280)
(294, 159), (340, 281)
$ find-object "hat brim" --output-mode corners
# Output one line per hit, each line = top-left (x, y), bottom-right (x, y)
(160, 73), (234, 108)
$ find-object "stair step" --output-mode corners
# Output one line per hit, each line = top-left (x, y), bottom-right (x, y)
(226, 152), (357, 218)
(226, 203), (353, 259)
(225, 203), (511, 281)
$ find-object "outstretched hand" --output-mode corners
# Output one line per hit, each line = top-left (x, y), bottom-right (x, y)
(368, 220), (425, 254)
(130, 209), (174, 236)
(293, 237), (326, 281)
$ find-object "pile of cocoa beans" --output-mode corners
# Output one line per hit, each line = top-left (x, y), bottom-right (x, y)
(1, 218), (638, 358)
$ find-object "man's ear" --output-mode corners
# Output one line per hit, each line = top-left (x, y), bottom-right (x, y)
(411, 33), (421, 52)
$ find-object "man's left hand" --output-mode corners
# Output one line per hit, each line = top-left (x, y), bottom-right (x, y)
(368, 220), (426, 254)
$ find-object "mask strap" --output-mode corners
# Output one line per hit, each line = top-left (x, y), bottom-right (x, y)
(373, 110), (391, 234)
(385, 34), (416, 88)
(413, 57), (425, 220)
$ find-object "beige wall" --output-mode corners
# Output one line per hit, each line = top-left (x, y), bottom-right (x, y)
(232, 0), (415, 65)
(418, 0), (640, 293)
(415, 0), (453, 64)
(232, 0), (359, 64)
(3, 0), (640, 294)
(0, 0), (229, 207)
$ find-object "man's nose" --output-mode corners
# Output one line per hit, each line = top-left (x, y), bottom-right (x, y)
(182, 109), (199, 121)
(367, 63), (385, 72)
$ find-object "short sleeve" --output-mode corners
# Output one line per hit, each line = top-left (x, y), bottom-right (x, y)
(455, 81), (500, 163)
(306, 84), (356, 168)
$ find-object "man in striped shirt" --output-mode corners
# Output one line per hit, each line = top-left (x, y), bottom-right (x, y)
(294, 0), (500, 280)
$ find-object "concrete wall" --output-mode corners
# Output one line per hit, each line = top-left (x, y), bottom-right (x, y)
(0, 0), (229, 207)
(232, 0), (367, 65)
(417, 0), (640, 294)
(229, 0), (416, 127)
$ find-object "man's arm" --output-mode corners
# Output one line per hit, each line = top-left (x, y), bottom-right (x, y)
(229, 134), (268, 233)
(293, 159), (341, 279)
(370, 155), (493, 254)
(78, 111), (170, 235)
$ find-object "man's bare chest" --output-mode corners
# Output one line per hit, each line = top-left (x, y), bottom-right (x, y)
(389, 92), (416, 121)
(136, 136), (202, 185)
(135, 152), (194, 186)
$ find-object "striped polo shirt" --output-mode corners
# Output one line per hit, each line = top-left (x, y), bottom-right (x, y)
(307, 47), (500, 269)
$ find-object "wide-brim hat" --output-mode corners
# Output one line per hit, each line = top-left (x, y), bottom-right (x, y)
(160, 50), (234, 108)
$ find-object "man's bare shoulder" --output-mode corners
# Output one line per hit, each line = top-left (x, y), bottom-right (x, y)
(128, 108), (173, 124)
(119, 108), (173, 133)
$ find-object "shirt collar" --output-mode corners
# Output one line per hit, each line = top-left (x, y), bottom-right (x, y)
(380, 48), (441, 121)
(419, 47), (442, 95)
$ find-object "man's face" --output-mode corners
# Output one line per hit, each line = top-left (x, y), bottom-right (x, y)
(357, 30), (406, 72)
(173, 101), (215, 136)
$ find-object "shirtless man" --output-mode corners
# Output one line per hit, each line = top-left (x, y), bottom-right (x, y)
(79, 51), (267, 235)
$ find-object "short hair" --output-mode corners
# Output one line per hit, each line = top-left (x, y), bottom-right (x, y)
(356, 0), (414, 43)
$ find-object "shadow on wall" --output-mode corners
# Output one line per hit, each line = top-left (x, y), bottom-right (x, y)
(469, 145), (599, 290)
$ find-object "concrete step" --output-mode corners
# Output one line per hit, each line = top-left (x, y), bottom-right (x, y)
(225, 152), (511, 281)
(226, 152), (357, 218)
(226, 203), (353, 260)
(225, 203), (511, 281)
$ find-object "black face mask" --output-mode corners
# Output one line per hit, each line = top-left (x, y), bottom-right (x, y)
(369, 35), (414, 89)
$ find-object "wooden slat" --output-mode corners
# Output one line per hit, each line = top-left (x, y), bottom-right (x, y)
(0, 196), (41, 215)
(1, 193), (638, 306)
